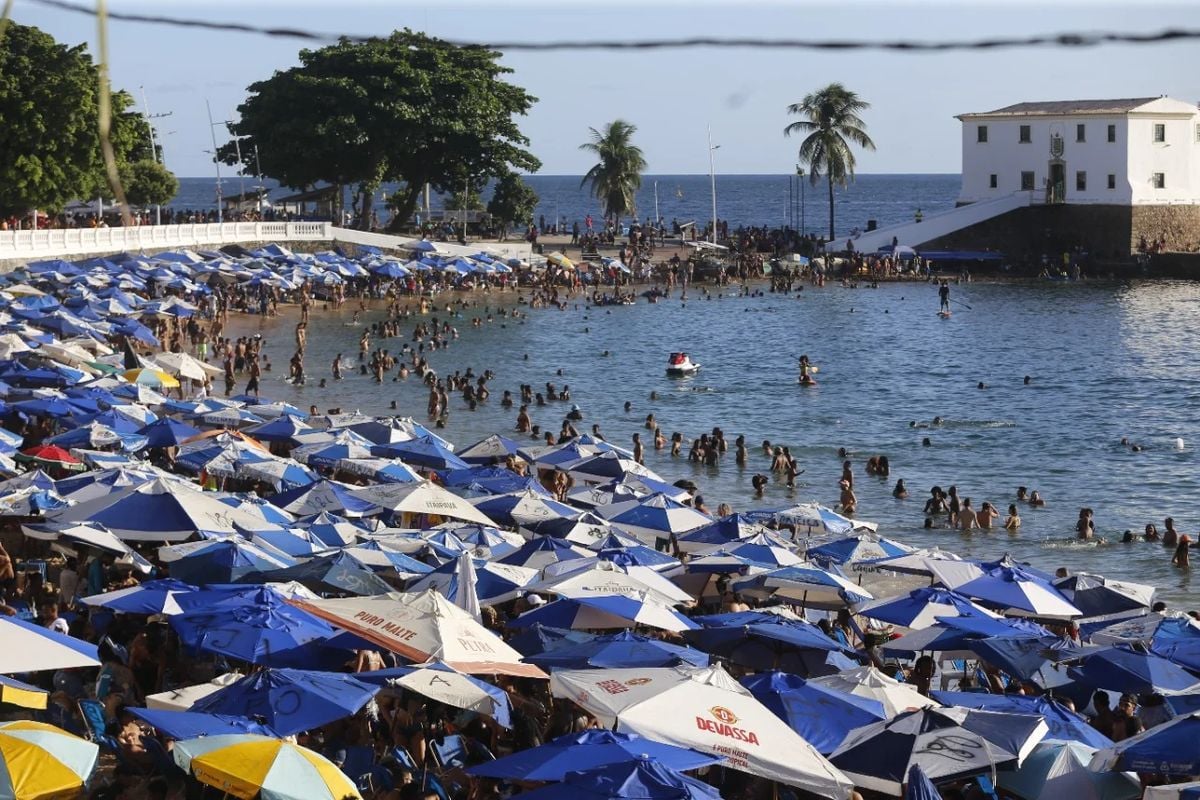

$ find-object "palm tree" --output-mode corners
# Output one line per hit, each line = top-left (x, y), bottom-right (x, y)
(579, 120), (647, 224)
(784, 84), (876, 242)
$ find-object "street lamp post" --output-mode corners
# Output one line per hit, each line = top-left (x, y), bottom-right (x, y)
(204, 99), (224, 223)
(707, 126), (719, 244)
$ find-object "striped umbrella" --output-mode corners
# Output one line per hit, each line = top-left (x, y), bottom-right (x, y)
(172, 734), (360, 800)
(0, 720), (98, 799)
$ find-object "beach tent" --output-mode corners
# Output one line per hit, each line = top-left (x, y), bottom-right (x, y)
(549, 664), (854, 798)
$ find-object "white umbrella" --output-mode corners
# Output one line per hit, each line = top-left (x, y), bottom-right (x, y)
(154, 351), (224, 381)
(810, 666), (938, 717)
(550, 665), (853, 799)
(527, 561), (694, 607)
(293, 589), (544, 678)
(0, 617), (100, 673)
(348, 481), (496, 526)
(377, 660), (511, 727)
(144, 673), (244, 711)
(454, 553), (482, 622)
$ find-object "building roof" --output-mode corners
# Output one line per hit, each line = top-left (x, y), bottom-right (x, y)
(960, 98), (1161, 118)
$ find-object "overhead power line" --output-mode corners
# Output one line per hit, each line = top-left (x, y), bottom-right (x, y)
(23, 0), (1200, 53)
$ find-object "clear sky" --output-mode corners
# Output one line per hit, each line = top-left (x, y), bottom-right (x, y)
(11, 0), (1199, 178)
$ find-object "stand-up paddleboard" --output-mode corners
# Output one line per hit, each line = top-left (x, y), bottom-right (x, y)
(938, 310), (952, 318)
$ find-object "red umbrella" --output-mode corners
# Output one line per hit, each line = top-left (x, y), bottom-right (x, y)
(17, 445), (86, 471)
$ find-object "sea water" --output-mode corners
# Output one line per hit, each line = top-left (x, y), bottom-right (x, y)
(233, 278), (1200, 606)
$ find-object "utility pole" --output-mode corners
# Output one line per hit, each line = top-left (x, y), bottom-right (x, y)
(205, 99), (223, 223)
(139, 86), (172, 225)
(225, 122), (246, 208)
(707, 126), (719, 245)
(797, 165), (807, 236)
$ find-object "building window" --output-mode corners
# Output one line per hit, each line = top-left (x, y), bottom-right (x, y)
(1152, 172), (1165, 189)
(1107, 174), (1116, 189)
(977, 125), (988, 143)
(1076, 124), (1086, 143)
(1195, 123), (1200, 142)
(1076, 171), (1087, 191)
(1107, 124), (1117, 143)
(989, 174), (998, 189)
(1019, 125), (1032, 143)
(1020, 171), (1035, 191)
(1154, 124), (1166, 143)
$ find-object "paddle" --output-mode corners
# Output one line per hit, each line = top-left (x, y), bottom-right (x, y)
(952, 298), (973, 310)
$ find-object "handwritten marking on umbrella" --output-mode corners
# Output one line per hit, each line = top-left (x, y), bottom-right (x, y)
(914, 734), (983, 763)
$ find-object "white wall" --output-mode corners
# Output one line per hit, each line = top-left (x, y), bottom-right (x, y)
(959, 101), (1200, 207)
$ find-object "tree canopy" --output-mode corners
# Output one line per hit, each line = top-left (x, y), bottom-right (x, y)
(0, 23), (168, 218)
(784, 83), (875, 241)
(221, 30), (540, 228)
(487, 172), (538, 235)
(580, 120), (646, 222)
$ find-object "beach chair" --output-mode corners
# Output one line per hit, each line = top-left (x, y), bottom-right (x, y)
(430, 734), (467, 770)
(976, 775), (1000, 800)
(77, 699), (116, 749)
(339, 745), (376, 791)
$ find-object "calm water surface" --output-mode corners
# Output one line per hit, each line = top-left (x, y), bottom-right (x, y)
(234, 279), (1200, 606)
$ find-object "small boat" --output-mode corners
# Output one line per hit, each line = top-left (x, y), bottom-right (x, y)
(666, 352), (701, 375)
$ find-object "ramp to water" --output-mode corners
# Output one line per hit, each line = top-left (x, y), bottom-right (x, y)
(849, 191), (1032, 254)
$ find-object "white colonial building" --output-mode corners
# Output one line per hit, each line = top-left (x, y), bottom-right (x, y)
(956, 97), (1200, 206)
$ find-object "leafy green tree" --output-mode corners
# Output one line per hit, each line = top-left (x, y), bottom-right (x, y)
(121, 159), (179, 207)
(784, 83), (876, 241)
(222, 30), (540, 229)
(448, 183), (486, 212)
(579, 120), (646, 223)
(487, 172), (538, 239)
(0, 23), (170, 218)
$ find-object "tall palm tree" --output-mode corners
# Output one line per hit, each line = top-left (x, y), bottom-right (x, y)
(784, 84), (876, 242)
(579, 120), (647, 223)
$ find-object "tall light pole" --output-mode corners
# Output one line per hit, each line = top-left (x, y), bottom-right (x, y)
(205, 99), (224, 223)
(139, 86), (172, 225)
(797, 164), (806, 236)
(707, 126), (719, 244)
(224, 122), (246, 207)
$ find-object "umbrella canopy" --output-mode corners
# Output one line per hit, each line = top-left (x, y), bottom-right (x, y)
(160, 538), (293, 584)
(732, 563), (873, 609)
(358, 660), (512, 727)
(527, 561), (694, 607)
(0, 721), (98, 800)
(467, 729), (718, 782)
(1054, 573), (1156, 619)
(1090, 712), (1200, 775)
(240, 552), (397, 597)
(406, 559), (537, 606)
(857, 587), (1000, 630)
(145, 673), (245, 711)
(82, 578), (200, 616)
(472, 489), (578, 528)
(550, 664), (853, 798)
(906, 764), (944, 800)
(525, 630), (710, 671)
(810, 666), (938, 718)
(496, 535), (590, 570)
(0, 616), (100, 673)
(270, 479), (379, 518)
(129, 708), (276, 740)
(50, 478), (271, 541)
(956, 565), (1082, 619)
(457, 433), (525, 464)
(829, 706), (1048, 795)
(882, 614), (1051, 659)
(16, 444), (85, 471)
(509, 757), (721, 800)
(153, 351), (223, 381)
(137, 417), (203, 448)
(293, 589), (545, 678)
(1145, 784), (1200, 800)
(189, 668), (377, 737)
(348, 480), (495, 525)
(123, 367), (180, 388)
(740, 671), (887, 754)
(1067, 644), (1200, 693)
(170, 589), (337, 667)
(172, 734), (360, 800)
(684, 611), (855, 673)
(807, 532), (914, 566)
(370, 436), (468, 470)
(597, 494), (712, 546)
(997, 739), (1140, 800)
(509, 593), (699, 633)
(931, 691), (1114, 748)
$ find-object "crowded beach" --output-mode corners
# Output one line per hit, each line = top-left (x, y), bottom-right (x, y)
(0, 239), (1195, 800)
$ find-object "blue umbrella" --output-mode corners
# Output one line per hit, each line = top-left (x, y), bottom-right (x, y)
(129, 708), (276, 739)
(472, 491), (578, 528)
(513, 758), (721, 800)
(457, 433), (524, 464)
(355, 662), (512, 727)
(137, 417), (202, 448)
(858, 587), (997, 630)
(189, 668), (378, 736)
(906, 764), (943, 800)
(467, 735), (718, 784)
(1053, 573), (1156, 619)
(525, 630), (710, 670)
(1067, 645), (1200, 693)
(238, 552), (396, 597)
(741, 671), (887, 754)
(931, 691), (1113, 748)
(956, 565), (1082, 619)
(507, 623), (595, 657)
(170, 588), (337, 667)
(440, 466), (546, 496)
(406, 558), (535, 605)
(167, 539), (294, 584)
(271, 478), (378, 518)
(371, 435), (468, 470)
(245, 414), (312, 443)
(685, 611), (854, 672)
(82, 578), (201, 616)
(1091, 711), (1200, 775)
(497, 535), (587, 568)
(508, 595), (699, 632)
(967, 635), (1084, 682)
(883, 615), (1050, 658)
(299, 511), (369, 547)
(807, 533), (913, 566)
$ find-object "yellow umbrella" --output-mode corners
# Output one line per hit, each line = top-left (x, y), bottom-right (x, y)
(546, 251), (575, 269)
(0, 720), (98, 800)
(122, 368), (181, 389)
(173, 734), (361, 800)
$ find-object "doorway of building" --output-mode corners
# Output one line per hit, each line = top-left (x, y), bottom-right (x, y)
(1048, 161), (1066, 204)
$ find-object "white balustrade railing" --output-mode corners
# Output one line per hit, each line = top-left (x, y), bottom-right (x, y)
(0, 221), (334, 262)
